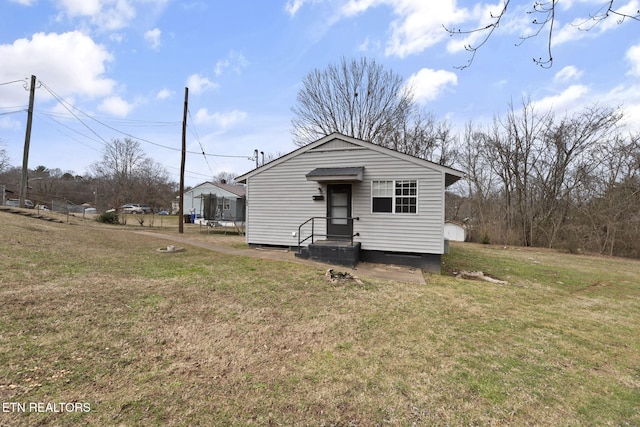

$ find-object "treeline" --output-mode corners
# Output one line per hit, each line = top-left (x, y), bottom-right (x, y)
(0, 138), (178, 212)
(454, 99), (640, 258)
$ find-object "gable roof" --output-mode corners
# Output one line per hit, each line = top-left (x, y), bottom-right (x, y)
(236, 132), (465, 186)
(188, 181), (246, 197)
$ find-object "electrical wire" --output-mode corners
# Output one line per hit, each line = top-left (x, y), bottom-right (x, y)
(0, 79), (27, 86)
(187, 107), (215, 180)
(35, 111), (104, 153)
(39, 81), (112, 147)
(34, 79), (252, 184)
(39, 80), (248, 159)
(0, 110), (25, 116)
(41, 110), (180, 127)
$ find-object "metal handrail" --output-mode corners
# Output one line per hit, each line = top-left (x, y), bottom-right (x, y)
(297, 216), (360, 251)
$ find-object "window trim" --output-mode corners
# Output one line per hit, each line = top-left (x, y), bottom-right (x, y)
(371, 179), (418, 214)
(217, 198), (231, 211)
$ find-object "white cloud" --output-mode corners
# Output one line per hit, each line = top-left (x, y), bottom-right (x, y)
(53, 0), (140, 31)
(194, 109), (247, 127)
(333, 0), (471, 58)
(552, 18), (593, 46)
(214, 59), (229, 76)
(386, 1), (468, 58)
(186, 74), (218, 94)
(626, 43), (640, 77)
(94, 1), (136, 31)
(405, 68), (457, 104)
(98, 95), (134, 116)
(8, 0), (37, 5)
(57, 0), (102, 16)
(596, 82), (640, 131)
(286, 0), (471, 57)
(285, 0), (311, 16)
(554, 65), (583, 82)
(214, 51), (249, 76)
(533, 84), (590, 113)
(553, 0), (640, 46)
(109, 32), (126, 43)
(0, 31), (114, 106)
(0, 116), (22, 131)
(156, 88), (174, 99)
(144, 28), (162, 49)
(50, 96), (77, 116)
(341, 0), (384, 17)
(444, 1), (532, 55)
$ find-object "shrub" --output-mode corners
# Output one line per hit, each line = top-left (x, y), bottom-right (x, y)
(96, 211), (119, 225)
(481, 232), (490, 245)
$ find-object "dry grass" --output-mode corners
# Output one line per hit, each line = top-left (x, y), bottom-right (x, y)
(0, 212), (639, 426)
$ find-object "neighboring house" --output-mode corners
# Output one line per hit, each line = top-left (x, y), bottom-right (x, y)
(444, 220), (467, 242)
(0, 185), (11, 206)
(183, 181), (246, 222)
(236, 133), (464, 273)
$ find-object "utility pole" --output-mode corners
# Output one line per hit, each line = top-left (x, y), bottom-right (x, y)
(19, 75), (36, 208)
(179, 87), (188, 234)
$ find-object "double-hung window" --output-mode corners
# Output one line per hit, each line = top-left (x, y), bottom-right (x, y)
(372, 180), (417, 213)
(217, 198), (231, 212)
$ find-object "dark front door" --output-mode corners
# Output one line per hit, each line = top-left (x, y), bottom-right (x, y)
(327, 184), (352, 240)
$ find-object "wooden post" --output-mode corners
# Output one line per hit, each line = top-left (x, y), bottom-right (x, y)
(179, 87), (188, 234)
(19, 75), (36, 208)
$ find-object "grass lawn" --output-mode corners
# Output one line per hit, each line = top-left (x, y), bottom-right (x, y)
(0, 213), (638, 426)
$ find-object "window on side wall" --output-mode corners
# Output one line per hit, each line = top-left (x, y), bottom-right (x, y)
(217, 198), (231, 211)
(371, 180), (417, 214)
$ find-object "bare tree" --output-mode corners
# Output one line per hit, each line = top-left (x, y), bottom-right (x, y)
(445, 1), (640, 68)
(213, 171), (237, 184)
(291, 57), (414, 146)
(0, 145), (10, 172)
(568, 133), (640, 256)
(91, 138), (173, 209)
(458, 121), (500, 241)
(532, 104), (623, 247)
(459, 97), (627, 251)
(385, 108), (459, 166)
(480, 98), (553, 246)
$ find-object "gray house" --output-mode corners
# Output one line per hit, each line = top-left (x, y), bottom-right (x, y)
(183, 181), (246, 222)
(236, 133), (464, 273)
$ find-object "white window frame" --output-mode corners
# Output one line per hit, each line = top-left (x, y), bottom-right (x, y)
(371, 179), (418, 214)
(217, 198), (231, 211)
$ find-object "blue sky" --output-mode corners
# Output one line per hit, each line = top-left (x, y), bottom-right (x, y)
(1, 0), (639, 186)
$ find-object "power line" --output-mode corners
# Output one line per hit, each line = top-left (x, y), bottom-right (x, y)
(41, 110), (180, 127)
(0, 79), (27, 86)
(38, 80), (249, 159)
(35, 111), (103, 153)
(27, 79), (252, 186)
(37, 110), (214, 181)
(0, 110), (25, 116)
(187, 107), (215, 179)
(38, 81), (112, 147)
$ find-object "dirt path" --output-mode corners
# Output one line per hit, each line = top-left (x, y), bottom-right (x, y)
(134, 230), (426, 285)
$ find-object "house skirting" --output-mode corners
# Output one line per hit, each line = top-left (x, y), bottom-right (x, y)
(255, 242), (442, 274)
(359, 250), (441, 274)
(295, 241), (360, 268)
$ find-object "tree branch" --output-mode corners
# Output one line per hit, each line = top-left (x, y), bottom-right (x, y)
(445, 0), (639, 69)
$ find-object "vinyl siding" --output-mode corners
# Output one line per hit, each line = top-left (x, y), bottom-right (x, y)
(245, 142), (446, 254)
(184, 184), (244, 220)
